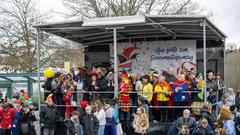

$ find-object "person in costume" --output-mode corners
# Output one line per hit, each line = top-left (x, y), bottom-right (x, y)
(187, 72), (201, 102)
(133, 106), (149, 135)
(62, 74), (75, 119)
(104, 99), (116, 135)
(139, 75), (153, 105)
(20, 90), (29, 101)
(75, 66), (90, 102)
(172, 74), (189, 119)
(42, 69), (55, 100)
(99, 72), (114, 100)
(154, 75), (171, 122)
(151, 72), (160, 122)
(118, 73), (133, 122)
(89, 72), (100, 101)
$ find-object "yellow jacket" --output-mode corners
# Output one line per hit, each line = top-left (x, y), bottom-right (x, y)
(140, 83), (153, 102)
(154, 82), (171, 101)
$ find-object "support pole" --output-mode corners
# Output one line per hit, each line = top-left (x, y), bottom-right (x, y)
(106, 27), (124, 99)
(82, 45), (86, 67)
(36, 28), (41, 135)
(223, 39), (227, 93)
(203, 19), (207, 103)
(113, 28), (118, 99)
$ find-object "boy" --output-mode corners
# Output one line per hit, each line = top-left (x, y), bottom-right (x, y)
(67, 111), (82, 135)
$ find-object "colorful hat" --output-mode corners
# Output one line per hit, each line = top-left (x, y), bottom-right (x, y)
(43, 69), (55, 78)
(80, 100), (88, 109)
(89, 72), (99, 78)
(78, 65), (87, 71)
(121, 73), (129, 79)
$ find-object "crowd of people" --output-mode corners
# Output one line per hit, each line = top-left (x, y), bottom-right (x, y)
(0, 65), (240, 135)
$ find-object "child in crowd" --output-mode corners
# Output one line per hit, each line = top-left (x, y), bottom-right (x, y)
(133, 106), (149, 135)
(178, 125), (189, 135)
(94, 100), (106, 135)
(67, 111), (82, 135)
(82, 105), (99, 135)
(104, 99), (117, 135)
(192, 118), (214, 135)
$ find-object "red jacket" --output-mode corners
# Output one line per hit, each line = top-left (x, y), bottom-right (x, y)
(0, 108), (15, 129)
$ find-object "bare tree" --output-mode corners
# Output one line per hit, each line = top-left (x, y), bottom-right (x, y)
(63, 0), (200, 18)
(0, 0), (83, 72)
(226, 50), (240, 90)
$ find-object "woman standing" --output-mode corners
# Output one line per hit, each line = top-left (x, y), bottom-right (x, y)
(89, 72), (100, 101)
(94, 100), (106, 135)
(140, 75), (153, 105)
(154, 75), (171, 122)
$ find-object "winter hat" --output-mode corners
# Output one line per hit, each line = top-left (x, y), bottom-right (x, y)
(80, 100), (88, 109)
(46, 94), (53, 104)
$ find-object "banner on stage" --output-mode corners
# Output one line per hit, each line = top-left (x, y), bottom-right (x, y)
(110, 40), (196, 75)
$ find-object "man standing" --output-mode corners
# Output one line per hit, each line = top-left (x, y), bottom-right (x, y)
(176, 109), (196, 134)
(164, 67), (177, 85)
(206, 71), (217, 104)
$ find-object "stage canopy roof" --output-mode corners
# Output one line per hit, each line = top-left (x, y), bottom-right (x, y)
(35, 15), (227, 46)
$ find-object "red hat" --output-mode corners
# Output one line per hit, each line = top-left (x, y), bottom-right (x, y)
(121, 73), (129, 79)
(15, 100), (21, 105)
(80, 100), (88, 109)
(89, 72), (99, 78)
(46, 94), (53, 103)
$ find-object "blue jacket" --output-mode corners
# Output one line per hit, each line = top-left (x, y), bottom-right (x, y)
(172, 81), (188, 102)
(223, 120), (236, 135)
(192, 124), (214, 135)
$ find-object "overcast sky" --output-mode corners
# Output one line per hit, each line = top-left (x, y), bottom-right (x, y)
(38, 0), (240, 47)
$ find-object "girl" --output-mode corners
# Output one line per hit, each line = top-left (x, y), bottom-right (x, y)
(133, 106), (149, 135)
(104, 99), (116, 135)
(94, 100), (106, 135)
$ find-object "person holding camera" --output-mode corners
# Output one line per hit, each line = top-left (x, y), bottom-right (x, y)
(17, 103), (36, 135)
